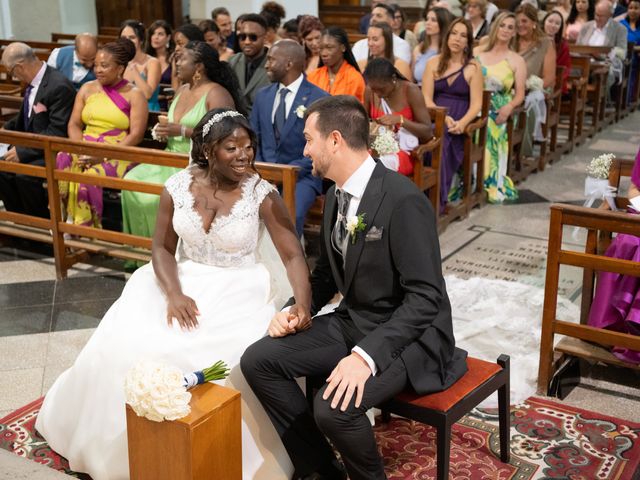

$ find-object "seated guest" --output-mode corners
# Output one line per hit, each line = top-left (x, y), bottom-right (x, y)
(298, 15), (324, 74)
(120, 20), (162, 111)
(352, 3), (412, 64)
(228, 13), (271, 115)
(414, 7), (454, 86)
(171, 24), (205, 91)
(232, 15), (248, 53)
(515, 3), (556, 157)
(544, 10), (572, 93)
(364, 58), (433, 176)
(577, 0), (627, 49)
(122, 41), (244, 244)
(250, 40), (328, 237)
(261, 2), (286, 48)
(553, 0), (572, 21)
(359, 22), (413, 81)
(0, 43), (75, 218)
(613, 0), (628, 17)
(307, 26), (366, 103)
(465, 0), (490, 40)
(474, 11), (526, 203)
(622, 0), (640, 100)
(56, 39), (148, 228)
(145, 20), (174, 94)
(588, 149), (640, 364)
(391, 4), (419, 51)
(565, 0), (594, 42)
(199, 19), (234, 61)
(422, 18), (484, 212)
(47, 33), (97, 90)
(211, 7), (235, 51)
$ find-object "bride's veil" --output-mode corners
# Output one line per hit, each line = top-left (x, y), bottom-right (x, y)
(256, 224), (294, 309)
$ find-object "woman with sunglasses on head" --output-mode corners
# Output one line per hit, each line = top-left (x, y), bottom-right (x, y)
(120, 19), (162, 111)
(307, 26), (366, 102)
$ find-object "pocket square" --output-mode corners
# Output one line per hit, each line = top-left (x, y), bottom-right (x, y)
(33, 102), (47, 114)
(365, 226), (383, 241)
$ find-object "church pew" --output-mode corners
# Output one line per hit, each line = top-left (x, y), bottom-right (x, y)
(0, 94), (23, 126)
(437, 90), (490, 230)
(630, 45), (640, 112)
(0, 130), (299, 279)
(506, 104), (532, 183)
(536, 203), (640, 395)
(557, 55), (590, 154)
(538, 66), (565, 170)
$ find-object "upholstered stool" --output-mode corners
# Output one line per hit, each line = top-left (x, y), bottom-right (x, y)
(381, 355), (510, 480)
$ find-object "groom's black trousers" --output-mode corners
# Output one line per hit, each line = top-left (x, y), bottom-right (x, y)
(241, 312), (408, 480)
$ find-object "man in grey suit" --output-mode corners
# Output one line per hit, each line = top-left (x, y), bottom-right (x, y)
(228, 13), (271, 115)
(577, 0), (627, 50)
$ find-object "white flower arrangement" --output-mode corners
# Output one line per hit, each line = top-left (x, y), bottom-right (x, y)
(525, 75), (544, 92)
(611, 47), (626, 61)
(124, 359), (229, 422)
(150, 124), (166, 142)
(586, 153), (615, 180)
(346, 213), (366, 244)
(295, 105), (307, 119)
(371, 127), (399, 155)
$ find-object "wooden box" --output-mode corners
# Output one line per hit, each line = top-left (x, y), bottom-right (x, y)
(126, 382), (242, 480)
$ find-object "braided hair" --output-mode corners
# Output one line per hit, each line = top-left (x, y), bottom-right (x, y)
(184, 41), (248, 116)
(100, 38), (136, 67)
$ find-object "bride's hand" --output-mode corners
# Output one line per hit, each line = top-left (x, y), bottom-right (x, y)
(166, 293), (200, 331)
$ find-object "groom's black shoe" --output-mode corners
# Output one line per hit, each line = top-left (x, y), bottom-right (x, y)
(293, 461), (347, 480)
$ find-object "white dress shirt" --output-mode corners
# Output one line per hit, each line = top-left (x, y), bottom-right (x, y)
(26, 62), (47, 120)
(335, 156), (379, 375)
(588, 22), (608, 46)
(271, 73), (304, 123)
(351, 34), (412, 64)
(47, 48), (92, 84)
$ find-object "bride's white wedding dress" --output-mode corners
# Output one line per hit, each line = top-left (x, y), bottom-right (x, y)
(35, 169), (294, 480)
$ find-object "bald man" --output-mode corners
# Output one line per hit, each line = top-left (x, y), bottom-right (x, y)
(577, 0), (627, 49)
(47, 33), (97, 90)
(250, 39), (329, 237)
(1, 42), (75, 217)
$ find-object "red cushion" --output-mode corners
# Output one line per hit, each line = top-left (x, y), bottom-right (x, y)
(394, 357), (502, 412)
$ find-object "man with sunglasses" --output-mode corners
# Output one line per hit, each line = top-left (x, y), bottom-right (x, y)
(228, 13), (271, 114)
(0, 42), (75, 218)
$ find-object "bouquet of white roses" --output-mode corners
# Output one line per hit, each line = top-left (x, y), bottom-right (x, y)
(586, 153), (615, 179)
(125, 360), (229, 422)
(525, 75), (544, 92)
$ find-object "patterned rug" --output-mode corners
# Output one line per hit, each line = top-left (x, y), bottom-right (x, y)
(1, 397), (639, 479)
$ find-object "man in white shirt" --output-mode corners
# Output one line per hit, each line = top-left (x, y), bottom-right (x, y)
(577, 0), (627, 49)
(47, 33), (97, 90)
(352, 3), (412, 64)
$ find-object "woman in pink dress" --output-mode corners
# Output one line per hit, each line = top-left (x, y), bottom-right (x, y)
(587, 148), (640, 364)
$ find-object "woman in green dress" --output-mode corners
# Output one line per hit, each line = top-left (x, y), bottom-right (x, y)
(474, 12), (526, 203)
(122, 41), (246, 245)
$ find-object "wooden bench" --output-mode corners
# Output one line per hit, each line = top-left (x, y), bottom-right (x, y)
(0, 130), (299, 279)
(536, 203), (640, 395)
(0, 94), (22, 126)
(558, 55), (590, 154)
(506, 104), (532, 183)
(438, 90), (490, 230)
(538, 66), (565, 170)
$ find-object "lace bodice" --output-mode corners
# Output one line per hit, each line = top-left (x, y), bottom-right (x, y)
(165, 168), (276, 267)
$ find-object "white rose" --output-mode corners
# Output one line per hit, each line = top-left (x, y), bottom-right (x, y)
(295, 105), (307, 119)
(346, 216), (359, 235)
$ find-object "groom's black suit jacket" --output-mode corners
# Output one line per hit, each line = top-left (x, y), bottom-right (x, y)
(310, 161), (468, 395)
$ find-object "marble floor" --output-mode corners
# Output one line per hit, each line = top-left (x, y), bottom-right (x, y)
(1, 112), (639, 476)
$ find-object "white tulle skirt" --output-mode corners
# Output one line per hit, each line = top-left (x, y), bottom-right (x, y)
(35, 259), (294, 480)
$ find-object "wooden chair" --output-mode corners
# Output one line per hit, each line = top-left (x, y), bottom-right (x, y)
(306, 354), (511, 480)
(506, 104), (531, 183)
(628, 45), (640, 112)
(570, 46), (612, 134)
(411, 107), (446, 222)
(538, 67), (565, 170)
(438, 90), (490, 230)
(537, 203), (640, 395)
(557, 55), (590, 154)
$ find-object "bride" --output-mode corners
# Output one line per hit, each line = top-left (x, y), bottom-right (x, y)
(35, 109), (310, 480)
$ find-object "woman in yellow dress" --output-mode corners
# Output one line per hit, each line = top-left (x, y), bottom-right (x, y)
(56, 38), (148, 228)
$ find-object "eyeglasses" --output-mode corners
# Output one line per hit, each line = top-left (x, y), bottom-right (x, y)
(238, 33), (261, 42)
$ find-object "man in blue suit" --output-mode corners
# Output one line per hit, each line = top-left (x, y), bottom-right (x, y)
(47, 33), (97, 90)
(251, 39), (329, 237)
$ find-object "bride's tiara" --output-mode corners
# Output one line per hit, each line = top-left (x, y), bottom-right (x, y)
(202, 111), (245, 138)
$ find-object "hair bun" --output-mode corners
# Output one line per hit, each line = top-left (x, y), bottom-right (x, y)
(117, 37), (137, 63)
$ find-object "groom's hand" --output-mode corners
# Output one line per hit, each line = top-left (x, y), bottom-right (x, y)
(323, 353), (372, 411)
(268, 311), (299, 337)
(289, 304), (312, 332)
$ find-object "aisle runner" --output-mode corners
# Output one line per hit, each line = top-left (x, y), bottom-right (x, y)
(1, 397), (638, 479)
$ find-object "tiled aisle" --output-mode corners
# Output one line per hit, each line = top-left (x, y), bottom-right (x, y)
(1, 113), (639, 473)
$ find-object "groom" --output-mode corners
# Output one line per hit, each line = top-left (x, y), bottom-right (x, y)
(241, 95), (468, 480)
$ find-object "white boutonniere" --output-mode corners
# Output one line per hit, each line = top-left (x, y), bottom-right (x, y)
(346, 213), (367, 244)
(295, 105), (307, 119)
